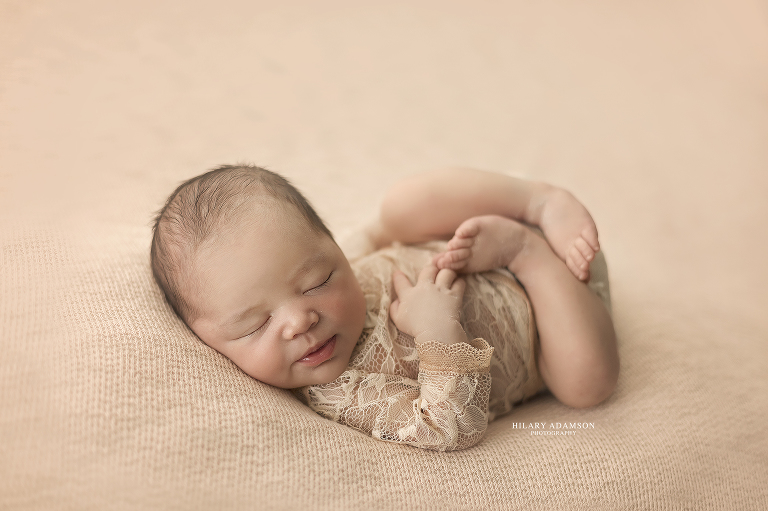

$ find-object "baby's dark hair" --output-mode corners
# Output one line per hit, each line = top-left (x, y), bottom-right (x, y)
(150, 164), (333, 325)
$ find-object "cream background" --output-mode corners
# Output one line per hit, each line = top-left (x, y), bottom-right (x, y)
(2, 1), (767, 509)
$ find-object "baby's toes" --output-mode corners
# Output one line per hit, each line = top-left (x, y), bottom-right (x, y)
(446, 236), (474, 251)
(574, 237), (595, 262)
(437, 248), (471, 270)
(581, 227), (600, 252)
(567, 246), (590, 281)
(454, 218), (481, 239)
(565, 255), (580, 278)
(432, 252), (449, 269)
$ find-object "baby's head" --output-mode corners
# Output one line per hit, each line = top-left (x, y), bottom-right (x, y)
(151, 164), (367, 388)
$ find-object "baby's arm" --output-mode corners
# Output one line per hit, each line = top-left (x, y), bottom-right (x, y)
(301, 344), (493, 451)
(377, 167), (600, 281)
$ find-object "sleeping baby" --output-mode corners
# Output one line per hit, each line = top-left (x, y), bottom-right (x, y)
(150, 165), (618, 451)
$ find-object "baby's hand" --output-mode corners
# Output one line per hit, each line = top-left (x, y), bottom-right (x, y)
(389, 264), (468, 345)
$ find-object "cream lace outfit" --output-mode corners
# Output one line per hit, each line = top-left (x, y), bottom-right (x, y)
(296, 240), (611, 452)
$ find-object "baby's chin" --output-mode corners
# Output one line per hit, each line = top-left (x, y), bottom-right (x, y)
(299, 351), (356, 388)
(323, 366), (350, 385)
(303, 361), (349, 387)
(249, 358), (351, 390)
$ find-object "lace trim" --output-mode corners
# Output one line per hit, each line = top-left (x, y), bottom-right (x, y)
(417, 338), (494, 373)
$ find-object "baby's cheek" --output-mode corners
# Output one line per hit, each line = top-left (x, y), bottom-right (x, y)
(327, 290), (350, 315)
(332, 288), (363, 321)
(248, 344), (291, 387)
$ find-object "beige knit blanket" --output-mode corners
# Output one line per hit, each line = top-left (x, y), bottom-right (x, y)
(2, 1), (767, 509)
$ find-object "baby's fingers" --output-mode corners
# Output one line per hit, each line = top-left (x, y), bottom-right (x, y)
(435, 249), (471, 271)
(450, 276), (466, 298)
(435, 267), (466, 298)
(435, 268), (458, 289)
(417, 264), (439, 284)
(389, 298), (401, 320)
(392, 270), (413, 296)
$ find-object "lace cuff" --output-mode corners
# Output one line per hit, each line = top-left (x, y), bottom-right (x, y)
(417, 338), (494, 374)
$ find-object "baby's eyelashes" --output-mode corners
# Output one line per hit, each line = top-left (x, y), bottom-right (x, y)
(238, 317), (271, 339)
(305, 271), (334, 294)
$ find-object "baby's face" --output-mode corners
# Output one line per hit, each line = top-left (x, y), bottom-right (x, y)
(189, 202), (366, 389)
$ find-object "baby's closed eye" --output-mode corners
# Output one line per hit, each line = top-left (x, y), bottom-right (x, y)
(239, 317), (271, 339)
(305, 271), (334, 294)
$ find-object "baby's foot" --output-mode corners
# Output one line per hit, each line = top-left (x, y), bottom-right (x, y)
(532, 186), (600, 281)
(432, 215), (530, 274)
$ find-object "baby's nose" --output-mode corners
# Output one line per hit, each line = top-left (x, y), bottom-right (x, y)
(283, 309), (319, 339)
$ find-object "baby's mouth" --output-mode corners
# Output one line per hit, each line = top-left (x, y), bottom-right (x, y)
(298, 335), (337, 367)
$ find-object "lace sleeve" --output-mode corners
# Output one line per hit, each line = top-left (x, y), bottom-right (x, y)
(299, 339), (494, 451)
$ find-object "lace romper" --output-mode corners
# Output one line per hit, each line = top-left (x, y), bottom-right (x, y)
(295, 241), (610, 451)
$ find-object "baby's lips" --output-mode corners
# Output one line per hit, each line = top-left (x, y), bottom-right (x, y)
(299, 335), (335, 360)
(297, 335), (337, 366)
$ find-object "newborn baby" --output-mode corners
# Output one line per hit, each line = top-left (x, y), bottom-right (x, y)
(151, 165), (618, 451)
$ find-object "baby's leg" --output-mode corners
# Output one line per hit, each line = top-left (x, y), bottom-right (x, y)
(430, 181), (602, 281)
(512, 225), (618, 408)
(529, 186), (600, 281)
(380, 167), (599, 280)
(435, 215), (619, 408)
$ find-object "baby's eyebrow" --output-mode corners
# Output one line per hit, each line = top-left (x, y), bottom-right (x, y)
(289, 251), (329, 282)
